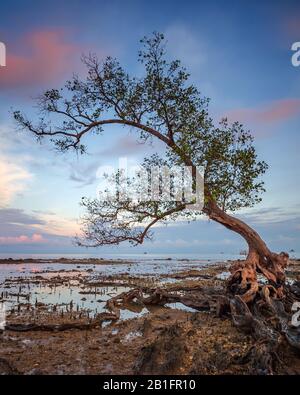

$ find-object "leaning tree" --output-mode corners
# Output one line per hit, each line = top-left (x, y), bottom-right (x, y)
(14, 33), (300, 368)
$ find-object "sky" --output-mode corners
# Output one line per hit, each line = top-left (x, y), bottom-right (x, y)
(0, 0), (299, 255)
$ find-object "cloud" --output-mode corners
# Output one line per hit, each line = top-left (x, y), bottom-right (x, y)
(0, 30), (80, 89)
(152, 237), (236, 248)
(226, 98), (300, 125)
(0, 208), (48, 242)
(69, 161), (101, 187)
(0, 207), (79, 245)
(0, 208), (45, 226)
(31, 212), (80, 237)
(0, 233), (45, 245)
(32, 210), (56, 216)
(0, 156), (33, 206)
(238, 205), (300, 225)
(165, 24), (206, 70)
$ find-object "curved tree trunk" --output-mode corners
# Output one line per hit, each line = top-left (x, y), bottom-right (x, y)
(202, 201), (300, 373)
(104, 199), (299, 373)
(203, 200), (289, 303)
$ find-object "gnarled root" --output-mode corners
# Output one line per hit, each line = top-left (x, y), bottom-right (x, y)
(229, 295), (283, 374)
(226, 282), (300, 374)
(104, 253), (299, 375)
(221, 249), (300, 374)
(228, 251), (289, 303)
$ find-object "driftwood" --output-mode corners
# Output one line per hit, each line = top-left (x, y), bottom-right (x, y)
(104, 287), (216, 318)
(3, 312), (117, 332)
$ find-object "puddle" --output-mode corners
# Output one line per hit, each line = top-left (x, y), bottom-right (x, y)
(0, 257), (229, 323)
(1, 277), (132, 317)
(165, 302), (198, 313)
(159, 277), (182, 285)
(119, 307), (148, 321)
(216, 271), (231, 280)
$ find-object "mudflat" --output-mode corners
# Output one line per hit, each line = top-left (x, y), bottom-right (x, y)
(0, 258), (300, 375)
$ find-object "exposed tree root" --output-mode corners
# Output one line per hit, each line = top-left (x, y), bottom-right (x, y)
(228, 295), (282, 374)
(227, 284), (300, 374)
(227, 251), (289, 303)
(214, 248), (300, 373)
(105, 265), (300, 375)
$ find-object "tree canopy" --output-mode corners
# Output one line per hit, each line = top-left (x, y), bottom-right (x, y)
(14, 32), (267, 247)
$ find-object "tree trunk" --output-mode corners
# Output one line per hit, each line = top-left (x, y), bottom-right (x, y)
(203, 201), (289, 303)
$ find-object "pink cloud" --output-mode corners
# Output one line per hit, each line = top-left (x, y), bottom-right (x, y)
(226, 98), (300, 125)
(0, 30), (80, 89)
(0, 233), (45, 245)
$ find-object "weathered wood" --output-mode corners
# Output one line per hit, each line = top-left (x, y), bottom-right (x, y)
(4, 312), (117, 332)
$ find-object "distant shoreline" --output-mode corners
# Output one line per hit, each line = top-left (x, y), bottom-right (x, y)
(0, 258), (135, 265)
(0, 257), (299, 266)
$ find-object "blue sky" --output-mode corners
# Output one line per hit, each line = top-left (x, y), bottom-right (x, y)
(0, 0), (299, 254)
